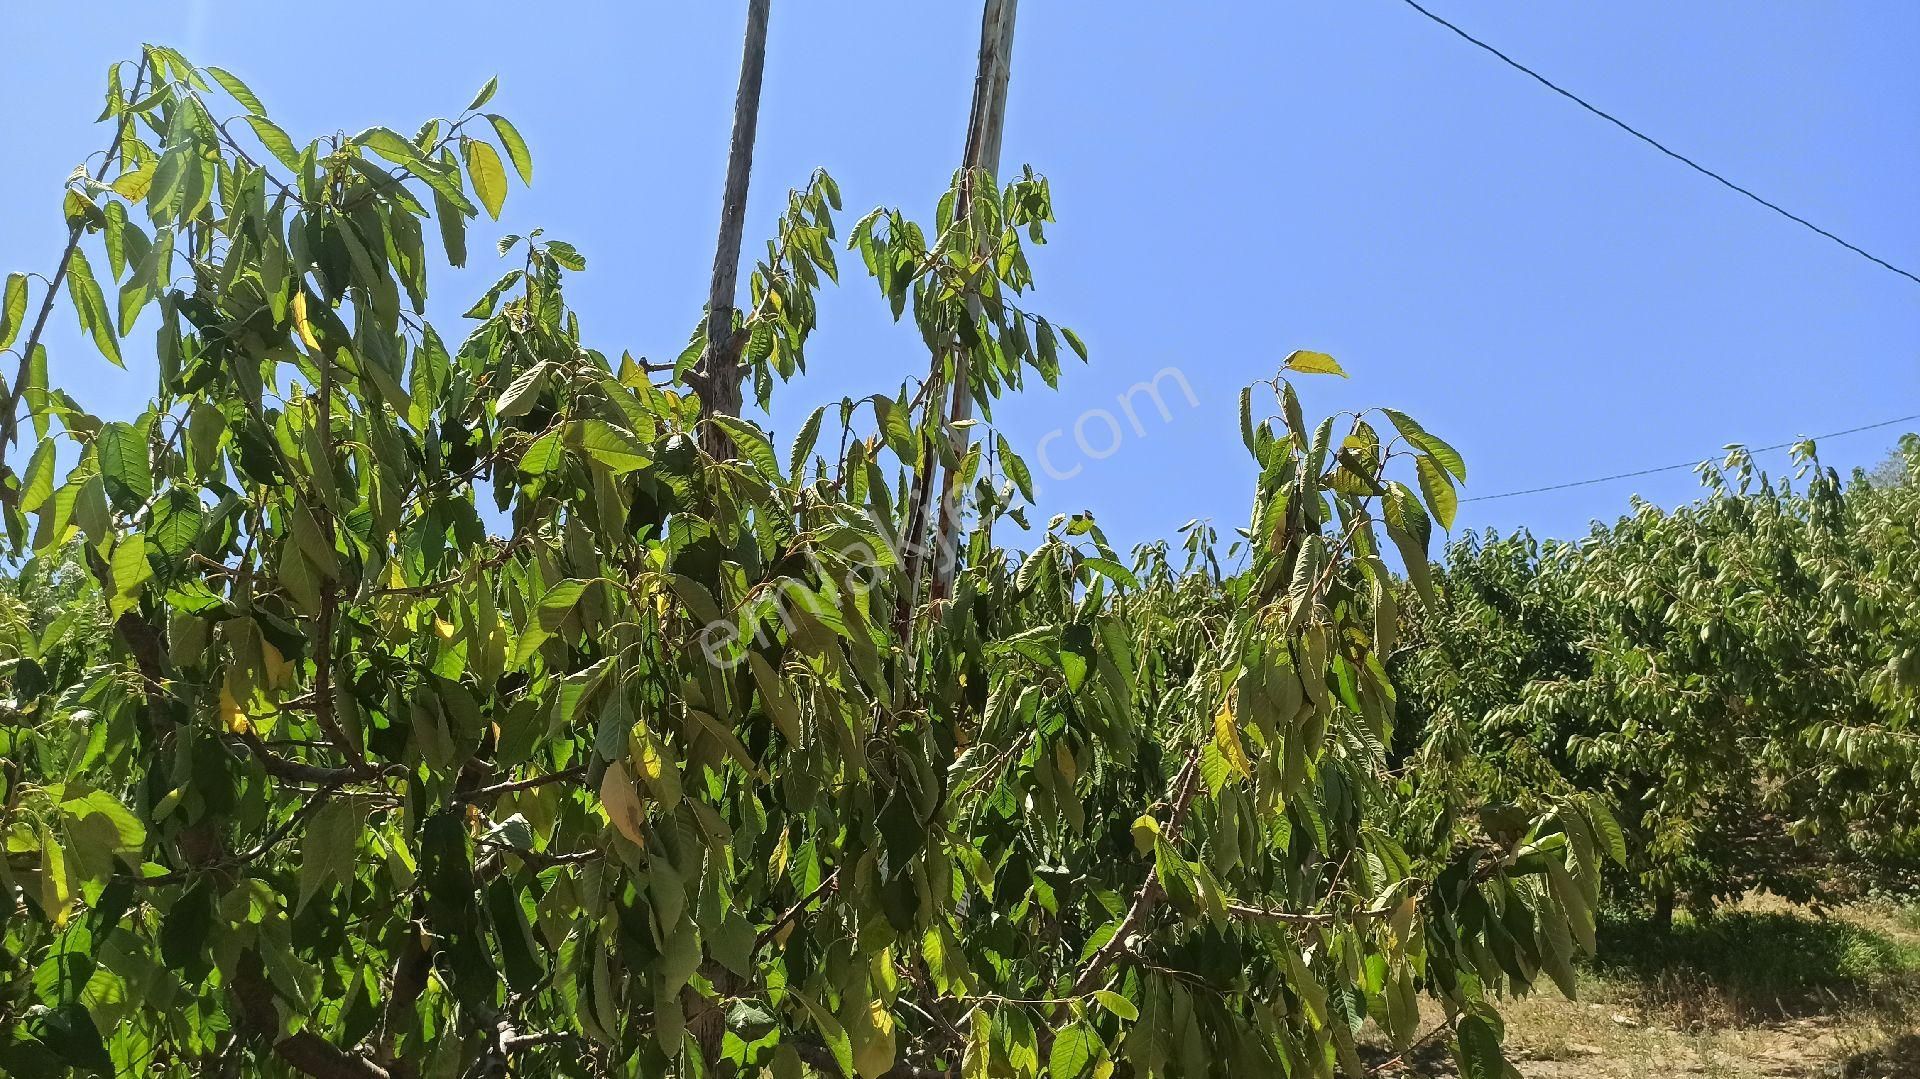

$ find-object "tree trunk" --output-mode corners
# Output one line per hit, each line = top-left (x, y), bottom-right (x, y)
(905, 0), (1020, 613)
(691, 0), (772, 461)
(931, 0), (1019, 601)
(1653, 886), (1676, 930)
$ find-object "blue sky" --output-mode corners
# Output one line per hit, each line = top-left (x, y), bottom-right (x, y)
(3, 2), (1915, 554)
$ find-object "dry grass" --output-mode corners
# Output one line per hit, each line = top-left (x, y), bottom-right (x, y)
(1361, 897), (1920, 1078)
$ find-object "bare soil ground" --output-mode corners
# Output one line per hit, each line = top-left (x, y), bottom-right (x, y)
(1360, 899), (1920, 1078)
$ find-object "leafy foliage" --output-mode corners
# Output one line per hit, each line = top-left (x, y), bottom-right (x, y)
(0, 48), (1605, 1079)
(1398, 437), (1920, 917)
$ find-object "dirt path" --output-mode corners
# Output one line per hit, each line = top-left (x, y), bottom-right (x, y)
(1364, 902), (1920, 1078)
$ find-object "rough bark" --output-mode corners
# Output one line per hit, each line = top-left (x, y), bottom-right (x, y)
(690, 0), (772, 461)
(922, 0), (1020, 604)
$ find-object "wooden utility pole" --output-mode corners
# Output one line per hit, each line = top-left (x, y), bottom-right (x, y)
(691, 0), (772, 460)
(922, 0), (1019, 602)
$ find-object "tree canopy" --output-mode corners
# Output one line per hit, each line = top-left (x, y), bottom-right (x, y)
(1396, 438), (1920, 918)
(0, 45), (1662, 1079)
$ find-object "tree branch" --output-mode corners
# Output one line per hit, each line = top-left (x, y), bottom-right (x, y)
(754, 867), (839, 951)
(1063, 746), (1202, 1001)
(0, 54), (150, 470)
(122, 775), (348, 885)
(449, 763), (587, 804)
(792, 1041), (955, 1079)
(233, 949), (392, 1079)
(273, 1033), (393, 1079)
(691, 0), (772, 460)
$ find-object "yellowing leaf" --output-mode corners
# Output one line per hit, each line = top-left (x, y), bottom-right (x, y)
(1282, 349), (1348, 377)
(1214, 695), (1253, 779)
(262, 640), (293, 691)
(291, 290), (320, 351)
(629, 726), (682, 808)
(463, 137), (508, 219)
(599, 760), (647, 847)
(852, 996), (897, 1079)
(38, 823), (71, 927)
(1055, 741), (1079, 787)
(220, 684), (250, 735)
(111, 162), (156, 201)
(1130, 813), (1160, 856)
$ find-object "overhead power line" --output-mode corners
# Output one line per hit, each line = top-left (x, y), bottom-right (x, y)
(1392, 0), (1920, 288)
(1460, 412), (1920, 504)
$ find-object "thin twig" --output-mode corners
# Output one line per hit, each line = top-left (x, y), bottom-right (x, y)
(755, 867), (841, 951)
(0, 54), (151, 469)
(450, 764), (587, 804)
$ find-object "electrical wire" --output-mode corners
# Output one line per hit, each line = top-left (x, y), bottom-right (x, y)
(1392, 0), (1920, 288)
(1460, 412), (1920, 503)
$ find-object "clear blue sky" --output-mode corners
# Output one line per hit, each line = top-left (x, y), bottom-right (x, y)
(4, 2), (1916, 553)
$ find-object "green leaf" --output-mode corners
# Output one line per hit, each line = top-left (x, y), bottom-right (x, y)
(297, 800), (360, 913)
(874, 395), (915, 465)
(1015, 544), (1052, 594)
(65, 249), (121, 367)
(997, 433), (1034, 503)
(1416, 455), (1458, 530)
(1538, 901), (1580, 1000)
(463, 269), (521, 319)
(748, 653), (803, 743)
(1413, 429), (1467, 483)
(1382, 407), (1466, 481)
(1061, 326), (1089, 362)
(434, 188), (469, 267)
(1454, 1013), (1506, 1079)
(486, 878), (543, 992)
(462, 138), (508, 220)
(355, 126), (428, 170)
(789, 404), (826, 480)
(712, 415), (779, 479)
(486, 114), (533, 185)
(1384, 480), (1437, 608)
(2, 272), (28, 350)
(244, 114), (301, 172)
(1153, 836), (1199, 917)
(96, 421), (152, 513)
(205, 65), (266, 116)
(792, 990), (854, 1079)
(421, 147), (479, 220)
(1093, 990), (1138, 1021)
(1081, 556), (1137, 589)
(518, 429), (565, 475)
(19, 439), (56, 514)
(1583, 795), (1629, 867)
(466, 75), (499, 113)
(148, 490), (205, 562)
(572, 419), (651, 474)
(111, 161), (156, 201)
(511, 579), (591, 665)
(1048, 1021), (1099, 1079)
(1282, 349), (1347, 377)
(108, 534), (151, 619)
(544, 239), (584, 270)
(1545, 857), (1596, 955)
(493, 362), (550, 420)
(59, 789), (145, 852)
